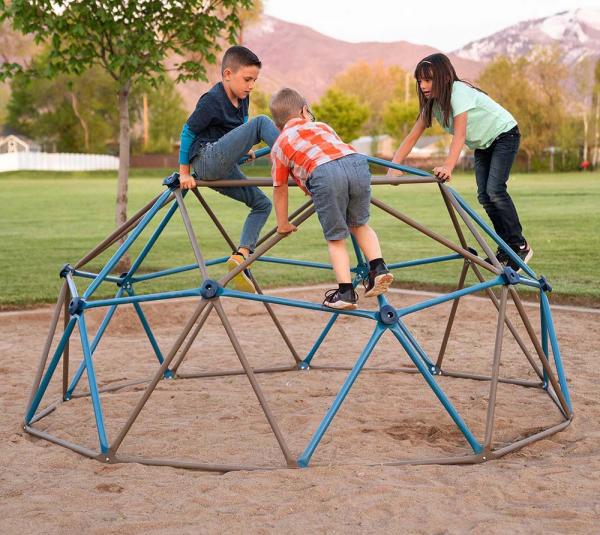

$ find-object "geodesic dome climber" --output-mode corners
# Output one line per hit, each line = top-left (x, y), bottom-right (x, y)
(24, 149), (573, 471)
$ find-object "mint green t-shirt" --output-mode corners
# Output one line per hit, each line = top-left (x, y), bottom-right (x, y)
(433, 81), (517, 150)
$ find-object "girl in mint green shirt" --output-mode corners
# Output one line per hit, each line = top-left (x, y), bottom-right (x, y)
(389, 53), (532, 270)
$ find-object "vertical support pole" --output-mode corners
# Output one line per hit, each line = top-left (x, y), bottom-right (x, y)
(483, 286), (508, 450)
(78, 313), (109, 453)
(62, 285), (71, 399)
(540, 292), (549, 388)
(298, 323), (386, 467)
(174, 189), (209, 281)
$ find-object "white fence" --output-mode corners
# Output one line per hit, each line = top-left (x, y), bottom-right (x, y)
(0, 152), (119, 172)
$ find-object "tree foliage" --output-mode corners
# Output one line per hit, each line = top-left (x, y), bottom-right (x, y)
(313, 88), (370, 142)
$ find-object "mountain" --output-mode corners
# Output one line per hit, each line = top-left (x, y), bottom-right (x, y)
(176, 15), (483, 109)
(454, 7), (600, 65)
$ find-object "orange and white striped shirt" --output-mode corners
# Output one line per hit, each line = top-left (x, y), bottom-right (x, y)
(271, 117), (356, 194)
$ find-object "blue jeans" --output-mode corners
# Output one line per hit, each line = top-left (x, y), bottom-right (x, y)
(474, 126), (526, 247)
(191, 115), (280, 251)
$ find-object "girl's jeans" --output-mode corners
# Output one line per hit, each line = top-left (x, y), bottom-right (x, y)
(474, 126), (526, 248)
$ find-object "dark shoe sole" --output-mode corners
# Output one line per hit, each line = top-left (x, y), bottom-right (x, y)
(364, 273), (394, 298)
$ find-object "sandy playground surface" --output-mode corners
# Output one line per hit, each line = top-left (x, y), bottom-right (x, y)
(1, 286), (599, 533)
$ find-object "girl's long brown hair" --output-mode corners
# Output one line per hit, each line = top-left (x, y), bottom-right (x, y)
(414, 53), (483, 128)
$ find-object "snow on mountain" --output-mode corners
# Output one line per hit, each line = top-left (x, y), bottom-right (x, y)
(454, 7), (600, 65)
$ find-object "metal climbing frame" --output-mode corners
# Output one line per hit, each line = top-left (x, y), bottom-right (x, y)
(24, 148), (573, 471)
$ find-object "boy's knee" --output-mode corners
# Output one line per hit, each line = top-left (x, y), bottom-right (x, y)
(250, 114), (273, 126)
(255, 194), (272, 213)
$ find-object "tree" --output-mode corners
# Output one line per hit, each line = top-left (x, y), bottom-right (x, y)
(1, 0), (251, 269)
(382, 98), (420, 142)
(313, 88), (370, 142)
(332, 61), (406, 135)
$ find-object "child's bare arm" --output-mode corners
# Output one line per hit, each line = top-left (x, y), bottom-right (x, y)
(387, 116), (427, 177)
(273, 183), (297, 235)
(433, 112), (467, 182)
(179, 164), (196, 190)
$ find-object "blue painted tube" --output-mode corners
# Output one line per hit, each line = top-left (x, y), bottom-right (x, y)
(66, 286), (125, 398)
(26, 317), (78, 424)
(83, 189), (171, 299)
(540, 293), (549, 387)
(128, 287), (165, 365)
(350, 235), (365, 266)
(221, 287), (378, 321)
(72, 270), (123, 284)
(449, 189), (537, 279)
(84, 287), (202, 309)
(303, 313), (339, 366)
(256, 256), (333, 271)
(78, 315), (109, 453)
(387, 253), (462, 270)
(397, 319), (436, 370)
(540, 292), (572, 410)
(366, 155), (433, 177)
(130, 257), (229, 283)
(389, 324), (482, 453)
(517, 277), (541, 290)
(239, 146), (271, 164)
(298, 323), (386, 467)
(398, 277), (503, 317)
(125, 199), (180, 281)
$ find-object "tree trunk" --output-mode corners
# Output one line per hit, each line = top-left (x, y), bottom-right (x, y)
(593, 93), (599, 167)
(116, 81), (131, 271)
(69, 91), (89, 151)
(582, 111), (589, 162)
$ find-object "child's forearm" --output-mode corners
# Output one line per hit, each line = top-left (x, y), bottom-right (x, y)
(180, 163), (191, 176)
(391, 118), (426, 163)
(273, 184), (289, 225)
(444, 134), (465, 171)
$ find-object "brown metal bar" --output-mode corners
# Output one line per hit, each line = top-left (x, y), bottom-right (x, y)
(28, 400), (61, 424)
(439, 370), (542, 388)
(70, 377), (153, 398)
(212, 299), (295, 467)
(378, 454), (482, 466)
(174, 189), (210, 281)
(24, 426), (100, 459)
(256, 200), (313, 248)
(74, 192), (170, 270)
(442, 187), (504, 272)
(175, 365), (297, 379)
(483, 286), (508, 449)
(490, 419), (572, 458)
(109, 298), (211, 454)
(170, 303), (214, 375)
(114, 454), (275, 472)
(193, 177), (437, 188)
(62, 289), (70, 399)
(24, 282), (68, 419)
(192, 188), (238, 251)
(436, 261), (469, 368)
(508, 288), (573, 418)
(470, 263), (544, 380)
(370, 197), (498, 275)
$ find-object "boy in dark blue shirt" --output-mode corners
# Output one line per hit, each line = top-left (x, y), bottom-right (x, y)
(179, 46), (280, 292)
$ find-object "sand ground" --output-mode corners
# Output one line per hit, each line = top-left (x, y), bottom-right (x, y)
(1, 287), (599, 534)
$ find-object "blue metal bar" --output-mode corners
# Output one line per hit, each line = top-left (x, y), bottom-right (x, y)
(350, 235), (366, 267)
(127, 287), (166, 366)
(540, 292), (572, 410)
(303, 313), (340, 366)
(66, 286), (126, 399)
(78, 314), (109, 453)
(397, 319), (437, 371)
(255, 256), (333, 271)
(221, 287), (378, 321)
(448, 188), (537, 279)
(83, 287), (202, 310)
(387, 253), (462, 270)
(366, 155), (434, 177)
(389, 324), (482, 453)
(540, 293), (549, 387)
(398, 277), (504, 318)
(83, 189), (172, 299)
(298, 323), (386, 467)
(25, 317), (78, 424)
(517, 277), (542, 290)
(130, 257), (228, 283)
(239, 146), (271, 164)
(72, 269), (123, 284)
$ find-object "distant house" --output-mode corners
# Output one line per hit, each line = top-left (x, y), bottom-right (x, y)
(0, 134), (41, 154)
(350, 135), (395, 158)
(411, 135), (450, 158)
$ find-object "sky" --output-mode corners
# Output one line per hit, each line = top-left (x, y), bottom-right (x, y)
(264, 0), (600, 52)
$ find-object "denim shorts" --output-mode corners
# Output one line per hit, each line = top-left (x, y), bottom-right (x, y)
(306, 153), (371, 241)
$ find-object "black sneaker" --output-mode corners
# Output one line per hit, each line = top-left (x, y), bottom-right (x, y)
(506, 242), (533, 272)
(323, 288), (358, 310)
(363, 265), (394, 298)
(484, 248), (509, 266)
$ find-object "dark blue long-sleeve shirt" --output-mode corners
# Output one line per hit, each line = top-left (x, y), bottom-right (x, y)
(179, 82), (249, 165)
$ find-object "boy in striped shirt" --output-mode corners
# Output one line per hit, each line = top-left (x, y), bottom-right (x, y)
(269, 88), (393, 310)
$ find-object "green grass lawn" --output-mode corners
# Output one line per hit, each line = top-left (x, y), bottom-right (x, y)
(1, 167), (599, 308)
